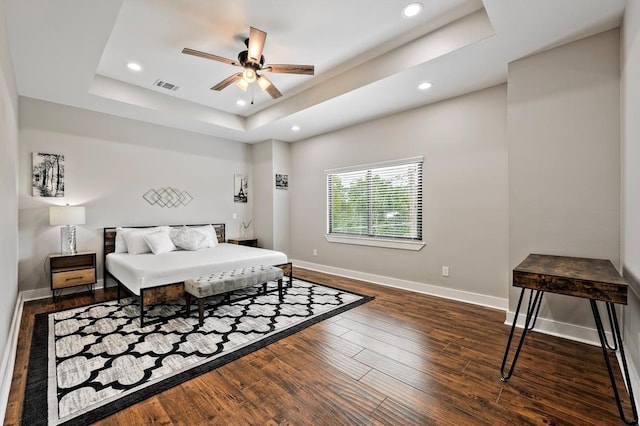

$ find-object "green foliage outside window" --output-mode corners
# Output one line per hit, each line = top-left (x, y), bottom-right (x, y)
(328, 161), (422, 240)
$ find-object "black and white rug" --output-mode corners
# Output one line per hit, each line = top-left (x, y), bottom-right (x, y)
(23, 278), (373, 426)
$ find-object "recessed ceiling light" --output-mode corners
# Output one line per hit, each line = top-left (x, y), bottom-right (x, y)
(418, 82), (432, 90)
(236, 99), (247, 106)
(290, 125), (301, 132)
(126, 62), (143, 72)
(402, 2), (423, 18)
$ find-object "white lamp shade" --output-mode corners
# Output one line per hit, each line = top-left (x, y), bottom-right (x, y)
(49, 206), (86, 225)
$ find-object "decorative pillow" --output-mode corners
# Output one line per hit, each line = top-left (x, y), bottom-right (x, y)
(173, 226), (206, 251)
(144, 231), (176, 255)
(169, 226), (181, 241)
(122, 227), (171, 255)
(191, 225), (218, 249)
(114, 227), (135, 253)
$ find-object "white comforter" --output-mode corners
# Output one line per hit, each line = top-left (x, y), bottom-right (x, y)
(106, 243), (288, 296)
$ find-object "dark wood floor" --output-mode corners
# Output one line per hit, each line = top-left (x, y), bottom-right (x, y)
(4, 268), (632, 425)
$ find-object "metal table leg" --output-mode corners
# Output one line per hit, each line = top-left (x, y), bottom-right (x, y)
(500, 288), (544, 381)
(591, 300), (638, 425)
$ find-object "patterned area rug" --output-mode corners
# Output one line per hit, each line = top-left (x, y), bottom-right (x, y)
(22, 278), (373, 426)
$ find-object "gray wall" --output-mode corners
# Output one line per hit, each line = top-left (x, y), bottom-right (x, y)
(252, 141), (274, 248)
(0, 0), (19, 415)
(18, 98), (252, 292)
(290, 85), (509, 301)
(252, 140), (291, 252)
(508, 29), (621, 330)
(622, 0), (640, 383)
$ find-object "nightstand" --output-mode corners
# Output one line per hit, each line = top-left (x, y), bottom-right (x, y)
(227, 238), (258, 247)
(49, 251), (97, 300)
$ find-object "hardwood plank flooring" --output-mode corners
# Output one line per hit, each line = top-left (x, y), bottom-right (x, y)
(4, 268), (633, 425)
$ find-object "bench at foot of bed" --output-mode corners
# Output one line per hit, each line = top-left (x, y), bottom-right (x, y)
(184, 265), (284, 326)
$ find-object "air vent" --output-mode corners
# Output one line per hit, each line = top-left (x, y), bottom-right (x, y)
(153, 79), (179, 91)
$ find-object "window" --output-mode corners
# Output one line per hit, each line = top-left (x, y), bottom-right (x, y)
(326, 157), (424, 250)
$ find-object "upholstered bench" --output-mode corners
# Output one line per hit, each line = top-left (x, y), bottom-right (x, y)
(184, 265), (284, 326)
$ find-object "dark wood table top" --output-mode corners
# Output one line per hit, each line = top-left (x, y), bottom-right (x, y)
(513, 254), (628, 305)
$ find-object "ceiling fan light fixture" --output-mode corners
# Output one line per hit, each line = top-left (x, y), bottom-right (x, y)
(242, 68), (257, 83)
(236, 78), (250, 91)
(257, 75), (271, 91)
(402, 2), (423, 18)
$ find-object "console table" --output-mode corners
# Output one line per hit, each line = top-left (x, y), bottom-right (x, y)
(501, 254), (637, 424)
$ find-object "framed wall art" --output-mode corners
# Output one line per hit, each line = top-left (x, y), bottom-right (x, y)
(275, 174), (288, 190)
(234, 173), (248, 203)
(32, 153), (65, 197)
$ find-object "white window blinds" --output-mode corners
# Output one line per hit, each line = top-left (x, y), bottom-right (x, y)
(327, 158), (423, 241)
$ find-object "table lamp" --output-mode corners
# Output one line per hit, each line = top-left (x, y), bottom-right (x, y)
(49, 205), (85, 254)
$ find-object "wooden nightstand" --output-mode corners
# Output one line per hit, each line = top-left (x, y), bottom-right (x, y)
(227, 238), (258, 247)
(49, 251), (97, 300)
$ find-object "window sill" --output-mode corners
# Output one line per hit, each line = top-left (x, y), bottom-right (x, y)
(325, 234), (425, 251)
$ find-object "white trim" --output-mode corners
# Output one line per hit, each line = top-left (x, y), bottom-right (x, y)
(20, 278), (105, 302)
(325, 234), (425, 251)
(324, 156), (424, 174)
(0, 292), (24, 423)
(504, 310), (610, 347)
(620, 343), (640, 417)
(291, 259), (507, 310)
(21, 287), (53, 302)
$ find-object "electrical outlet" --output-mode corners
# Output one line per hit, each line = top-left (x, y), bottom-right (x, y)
(442, 266), (450, 277)
(232, 213), (237, 220)
(313, 249), (318, 256)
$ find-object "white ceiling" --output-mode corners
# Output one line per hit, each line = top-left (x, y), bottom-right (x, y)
(5, 0), (628, 144)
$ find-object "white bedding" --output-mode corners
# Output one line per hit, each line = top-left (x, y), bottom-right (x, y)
(106, 243), (288, 296)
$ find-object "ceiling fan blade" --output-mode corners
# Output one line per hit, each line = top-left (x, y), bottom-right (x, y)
(256, 75), (282, 99)
(182, 48), (240, 66)
(264, 64), (314, 75)
(211, 72), (243, 91)
(247, 27), (267, 64)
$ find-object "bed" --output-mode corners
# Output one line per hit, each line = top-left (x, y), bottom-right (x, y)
(103, 223), (292, 325)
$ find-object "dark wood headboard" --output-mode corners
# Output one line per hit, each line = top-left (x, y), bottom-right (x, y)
(103, 223), (225, 256)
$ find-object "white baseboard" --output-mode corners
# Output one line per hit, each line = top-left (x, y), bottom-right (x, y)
(0, 292), (24, 423)
(619, 345), (640, 417)
(291, 259), (508, 311)
(504, 310), (608, 347)
(20, 278), (105, 302)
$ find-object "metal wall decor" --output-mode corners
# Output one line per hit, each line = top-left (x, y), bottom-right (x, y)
(143, 187), (193, 207)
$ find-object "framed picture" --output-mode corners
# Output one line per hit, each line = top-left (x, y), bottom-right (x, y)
(32, 153), (65, 197)
(234, 173), (248, 203)
(275, 174), (288, 190)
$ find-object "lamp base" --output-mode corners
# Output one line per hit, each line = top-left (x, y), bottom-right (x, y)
(60, 225), (77, 255)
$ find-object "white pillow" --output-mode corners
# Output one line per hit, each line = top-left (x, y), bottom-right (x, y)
(144, 232), (176, 255)
(173, 226), (206, 251)
(122, 227), (171, 255)
(191, 225), (218, 249)
(169, 227), (181, 241)
(114, 227), (135, 253)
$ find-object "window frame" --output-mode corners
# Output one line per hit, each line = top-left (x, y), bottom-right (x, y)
(325, 157), (425, 251)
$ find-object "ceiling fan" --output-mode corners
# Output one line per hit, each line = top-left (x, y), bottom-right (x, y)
(182, 27), (314, 99)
